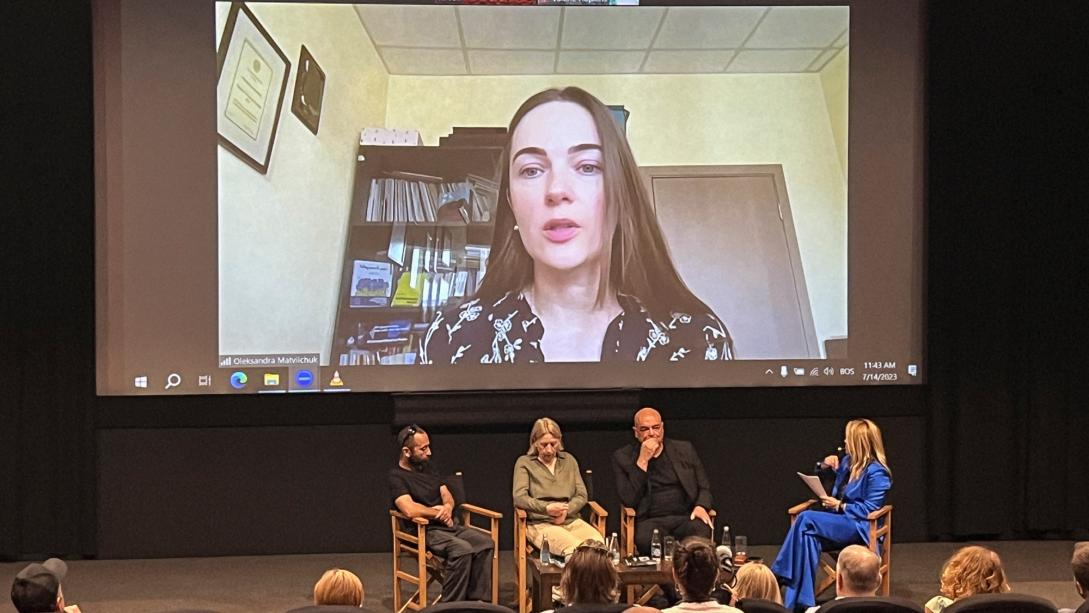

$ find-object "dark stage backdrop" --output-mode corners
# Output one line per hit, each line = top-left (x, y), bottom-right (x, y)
(2, 1), (1086, 560)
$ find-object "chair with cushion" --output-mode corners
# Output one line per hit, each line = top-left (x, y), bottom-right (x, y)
(391, 472), (502, 613)
(786, 499), (893, 597)
(514, 469), (608, 613)
(735, 598), (791, 613)
(816, 596), (923, 613)
(943, 593), (1057, 613)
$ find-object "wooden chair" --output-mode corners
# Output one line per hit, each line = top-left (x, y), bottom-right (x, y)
(514, 469), (608, 613)
(391, 472), (502, 613)
(619, 505), (716, 603)
(786, 500), (893, 597)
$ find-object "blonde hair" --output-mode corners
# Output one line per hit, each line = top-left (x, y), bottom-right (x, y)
(528, 417), (564, 456)
(939, 546), (1010, 599)
(733, 563), (783, 605)
(314, 568), (364, 606)
(845, 418), (891, 482)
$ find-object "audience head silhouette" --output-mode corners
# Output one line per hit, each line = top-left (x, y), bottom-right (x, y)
(836, 545), (882, 597)
(561, 540), (619, 605)
(11, 558), (69, 613)
(1073, 541), (1089, 600)
(939, 546), (1010, 600)
(313, 568), (364, 607)
(671, 536), (720, 603)
(732, 560), (783, 605)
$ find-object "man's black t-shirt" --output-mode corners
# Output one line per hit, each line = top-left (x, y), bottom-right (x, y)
(388, 465), (446, 526)
(645, 451), (690, 518)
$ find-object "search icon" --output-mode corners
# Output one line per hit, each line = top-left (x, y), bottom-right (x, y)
(164, 373), (182, 390)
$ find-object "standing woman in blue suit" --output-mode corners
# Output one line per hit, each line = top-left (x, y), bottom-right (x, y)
(771, 418), (892, 611)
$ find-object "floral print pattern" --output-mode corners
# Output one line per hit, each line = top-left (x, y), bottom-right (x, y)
(420, 292), (733, 365)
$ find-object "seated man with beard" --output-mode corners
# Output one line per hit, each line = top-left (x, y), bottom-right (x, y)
(388, 424), (494, 602)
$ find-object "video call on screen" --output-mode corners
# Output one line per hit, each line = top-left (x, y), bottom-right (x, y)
(94, 0), (924, 395)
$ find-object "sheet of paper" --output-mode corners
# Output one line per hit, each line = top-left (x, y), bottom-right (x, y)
(797, 472), (828, 498)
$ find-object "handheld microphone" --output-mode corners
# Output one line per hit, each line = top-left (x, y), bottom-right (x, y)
(816, 446), (845, 472)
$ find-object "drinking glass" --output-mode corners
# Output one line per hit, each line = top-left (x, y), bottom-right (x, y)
(734, 535), (748, 563)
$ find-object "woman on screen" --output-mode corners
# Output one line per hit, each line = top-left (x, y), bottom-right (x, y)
(771, 418), (893, 611)
(513, 417), (603, 557)
(420, 86), (734, 365)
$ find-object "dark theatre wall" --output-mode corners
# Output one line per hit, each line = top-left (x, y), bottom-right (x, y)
(4, 1), (1088, 562)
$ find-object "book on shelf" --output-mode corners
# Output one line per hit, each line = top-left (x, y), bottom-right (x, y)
(364, 172), (499, 224)
(348, 259), (393, 308)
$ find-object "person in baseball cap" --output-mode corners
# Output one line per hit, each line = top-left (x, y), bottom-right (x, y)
(10, 558), (80, 613)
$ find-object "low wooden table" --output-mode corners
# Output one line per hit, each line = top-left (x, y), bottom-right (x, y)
(526, 557), (673, 612)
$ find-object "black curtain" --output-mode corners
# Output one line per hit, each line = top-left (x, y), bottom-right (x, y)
(925, 3), (1087, 538)
(3, 1), (1086, 560)
(1, 2), (97, 560)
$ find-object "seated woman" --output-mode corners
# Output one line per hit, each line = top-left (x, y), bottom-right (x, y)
(313, 568), (364, 607)
(513, 417), (603, 557)
(924, 546), (1010, 613)
(771, 419), (893, 611)
(663, 537), (742, 613)
(420, 86), (734, 365)
(557, 540), (658, 613)
(730, 563), (783, 608)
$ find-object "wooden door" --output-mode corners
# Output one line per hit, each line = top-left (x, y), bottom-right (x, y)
(642, 165), (820, 359)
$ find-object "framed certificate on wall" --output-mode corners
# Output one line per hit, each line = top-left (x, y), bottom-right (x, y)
(216, 2), (291, 174)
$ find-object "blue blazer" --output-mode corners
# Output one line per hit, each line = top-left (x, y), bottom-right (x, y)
(831, 456), (892, 543)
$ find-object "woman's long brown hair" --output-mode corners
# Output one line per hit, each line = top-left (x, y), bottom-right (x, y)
(476, 87), (717, 324)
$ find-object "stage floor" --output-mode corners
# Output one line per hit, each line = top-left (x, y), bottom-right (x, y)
(1, 541), (1083, 613)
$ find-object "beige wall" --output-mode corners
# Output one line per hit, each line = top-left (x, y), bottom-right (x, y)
(385, 73), (848, 351)
(820, 47), (849, 181)
(217, 4), (387, 360)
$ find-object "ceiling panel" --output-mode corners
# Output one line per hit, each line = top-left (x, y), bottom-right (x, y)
(354, 5), (461, 48)
(353, 5), (849, 76)
(381, 47), (467, 75)
(561, 7), (665, 50)
(727, 49), (822, 73)
(653, 7), (767, 50)
(557, 50), (646, 74)
(746, 6), (849, 49)
(643, 50), (736, 74)
(459, 6), (561, 50)
(468, 50), (557, 75)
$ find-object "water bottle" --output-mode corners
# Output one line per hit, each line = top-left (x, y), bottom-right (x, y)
(540, 534), (551, 565)
(650, 529), (662, 560)
(716, 525), (733, 563)
(608, 532), (621, 565)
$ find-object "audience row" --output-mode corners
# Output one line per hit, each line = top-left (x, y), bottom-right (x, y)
(10, 541), (1089, 613)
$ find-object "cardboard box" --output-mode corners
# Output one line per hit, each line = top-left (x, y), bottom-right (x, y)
(360, 127), (424, 146)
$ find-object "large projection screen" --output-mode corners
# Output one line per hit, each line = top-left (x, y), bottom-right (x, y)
(94, 0), (925, 395)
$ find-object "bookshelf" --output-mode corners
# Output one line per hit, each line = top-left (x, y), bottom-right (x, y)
(330, 140), (504, 367)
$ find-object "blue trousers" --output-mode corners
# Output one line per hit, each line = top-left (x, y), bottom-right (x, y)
(770, 510), (865, 610)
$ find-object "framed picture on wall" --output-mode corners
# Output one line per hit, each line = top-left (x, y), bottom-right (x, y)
(216, 2), (291, 174)
(291, 45), (326, 135)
